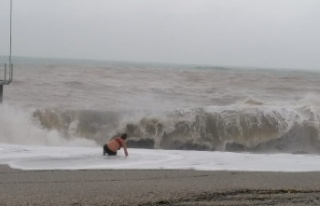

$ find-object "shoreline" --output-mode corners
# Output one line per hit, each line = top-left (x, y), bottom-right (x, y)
(1, 165), (320, 205)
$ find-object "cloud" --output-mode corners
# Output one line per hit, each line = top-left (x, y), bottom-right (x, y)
(0, 0), (320, 69)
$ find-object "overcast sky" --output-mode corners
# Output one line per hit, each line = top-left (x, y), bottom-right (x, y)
(0, 0), (320, 69)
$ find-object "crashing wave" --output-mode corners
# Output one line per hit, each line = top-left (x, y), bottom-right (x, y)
(31, 105), (320, 154)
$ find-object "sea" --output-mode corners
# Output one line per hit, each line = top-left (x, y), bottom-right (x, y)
(1, 56), (320, 171)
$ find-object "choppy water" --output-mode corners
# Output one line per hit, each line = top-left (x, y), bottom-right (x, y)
(1, 57), (320, 154)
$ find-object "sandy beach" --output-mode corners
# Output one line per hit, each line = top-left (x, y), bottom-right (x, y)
(0, 165), (320, 205)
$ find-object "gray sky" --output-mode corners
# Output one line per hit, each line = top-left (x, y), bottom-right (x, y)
(0, 0), (320, 69)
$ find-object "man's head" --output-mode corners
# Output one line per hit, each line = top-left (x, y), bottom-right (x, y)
(121, 133), (128, 140)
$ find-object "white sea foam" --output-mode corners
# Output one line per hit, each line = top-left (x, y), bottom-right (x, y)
(0, 104), (97, 147)
(1, 143), (320, 171)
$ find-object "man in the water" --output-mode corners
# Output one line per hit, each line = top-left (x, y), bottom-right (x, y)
(103, 133), (128, 157)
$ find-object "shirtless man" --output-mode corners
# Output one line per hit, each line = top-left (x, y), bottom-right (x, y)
(103, 133), (128, 157)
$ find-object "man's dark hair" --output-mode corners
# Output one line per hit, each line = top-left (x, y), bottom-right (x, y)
(121, 133), (128, 140)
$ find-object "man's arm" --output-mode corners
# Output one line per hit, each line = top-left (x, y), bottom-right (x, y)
(123, 142), (128, 157)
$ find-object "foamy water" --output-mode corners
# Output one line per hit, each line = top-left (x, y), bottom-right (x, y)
(1, 57), (320, 171)
(1, 143), (320, 171)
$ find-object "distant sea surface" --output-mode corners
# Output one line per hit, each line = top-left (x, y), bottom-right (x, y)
(1, 56), (320, 154)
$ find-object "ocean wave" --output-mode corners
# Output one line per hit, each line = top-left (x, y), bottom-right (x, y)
(31, 105), (320, 154)
(0, 104), (96, 147)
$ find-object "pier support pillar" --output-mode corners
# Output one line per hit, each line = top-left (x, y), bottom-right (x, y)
(0, 85), (3, 103)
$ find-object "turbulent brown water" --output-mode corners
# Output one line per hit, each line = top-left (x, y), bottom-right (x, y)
(1, 57), (320, 154)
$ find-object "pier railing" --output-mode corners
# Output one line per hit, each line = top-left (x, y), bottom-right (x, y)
(0, 63), (13, 85)
(0, 0), (13, 103)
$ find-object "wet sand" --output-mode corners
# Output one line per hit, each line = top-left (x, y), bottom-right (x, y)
(1, 165), (320, 205)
